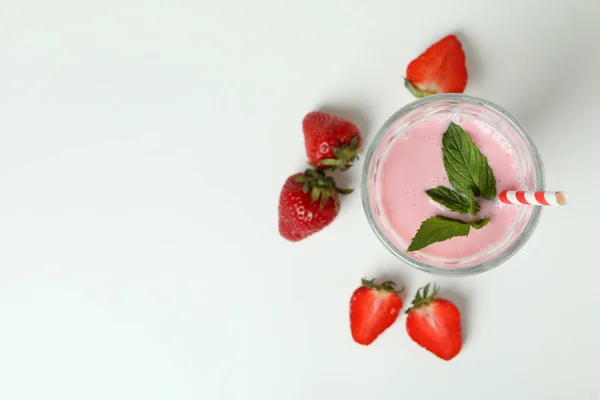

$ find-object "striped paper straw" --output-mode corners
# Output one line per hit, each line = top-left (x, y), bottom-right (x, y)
(498, 190), (568, 206)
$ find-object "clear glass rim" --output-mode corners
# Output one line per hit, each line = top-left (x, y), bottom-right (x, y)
(361, 94), (545, 277)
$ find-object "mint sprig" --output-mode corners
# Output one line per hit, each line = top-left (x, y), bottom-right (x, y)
(442, 122), (497, 199)
(407, 216), (491, 252)
(409, 122), (497, 252)
(426, 186), (480, 216)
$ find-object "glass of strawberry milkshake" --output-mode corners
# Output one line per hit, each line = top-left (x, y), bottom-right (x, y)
(362, 94), (544, 276)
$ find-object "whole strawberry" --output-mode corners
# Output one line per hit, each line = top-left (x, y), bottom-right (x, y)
(405, 34), (468, 97)
(405, 283), (462, 360)
(302, 111), (361, 171)
(350, 278), (404, 346)
(278, 168), (352, 241)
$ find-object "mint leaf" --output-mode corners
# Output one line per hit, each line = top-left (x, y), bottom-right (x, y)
(469, 217), (490, 230)
(407, 216), (471, 252)
(407, 216), (492, 251)
(426, 186), (480, 215)
(442, 122), (497, 199)
(466, 189), (478, 216)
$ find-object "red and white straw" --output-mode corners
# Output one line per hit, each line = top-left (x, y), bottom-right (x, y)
(498, 190), (568, 206)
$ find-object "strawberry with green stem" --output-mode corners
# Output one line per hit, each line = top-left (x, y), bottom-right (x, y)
(278, 168), (353, 242)
(303, 111), (362, 171)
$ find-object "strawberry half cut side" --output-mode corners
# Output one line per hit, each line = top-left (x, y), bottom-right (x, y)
(350, 278), (404, 346)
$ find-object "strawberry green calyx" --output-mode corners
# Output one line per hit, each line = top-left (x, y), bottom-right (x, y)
(361, 278), (404, 295)
(318, 135), (361, 171)
(405, 283), (439, 313)
(404, 79), (438, 98)
(293, 168), (353, 209)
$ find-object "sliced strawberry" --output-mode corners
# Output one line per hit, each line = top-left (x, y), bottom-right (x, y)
(405, 34), (468, 97)
(405, 283), (462, 360)
(349, 278), (404, 345)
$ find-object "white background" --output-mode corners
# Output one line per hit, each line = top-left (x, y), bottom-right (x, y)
(0, 0), (598, 399)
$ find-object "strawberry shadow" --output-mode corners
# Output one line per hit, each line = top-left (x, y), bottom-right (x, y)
(464, 10), (597, 142)
(439, 286), (471, 345)
(506, 31), (595, 133)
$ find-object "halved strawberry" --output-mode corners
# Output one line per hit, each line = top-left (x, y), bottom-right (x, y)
(349, 278), (404, 345)
(405, 283), (462, 360)
(405, 34), (468, 97)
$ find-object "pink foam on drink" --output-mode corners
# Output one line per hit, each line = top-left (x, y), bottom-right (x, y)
(376, 116), (521, 263)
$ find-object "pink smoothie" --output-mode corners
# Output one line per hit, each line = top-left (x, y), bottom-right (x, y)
(374, 115), (525, 266)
